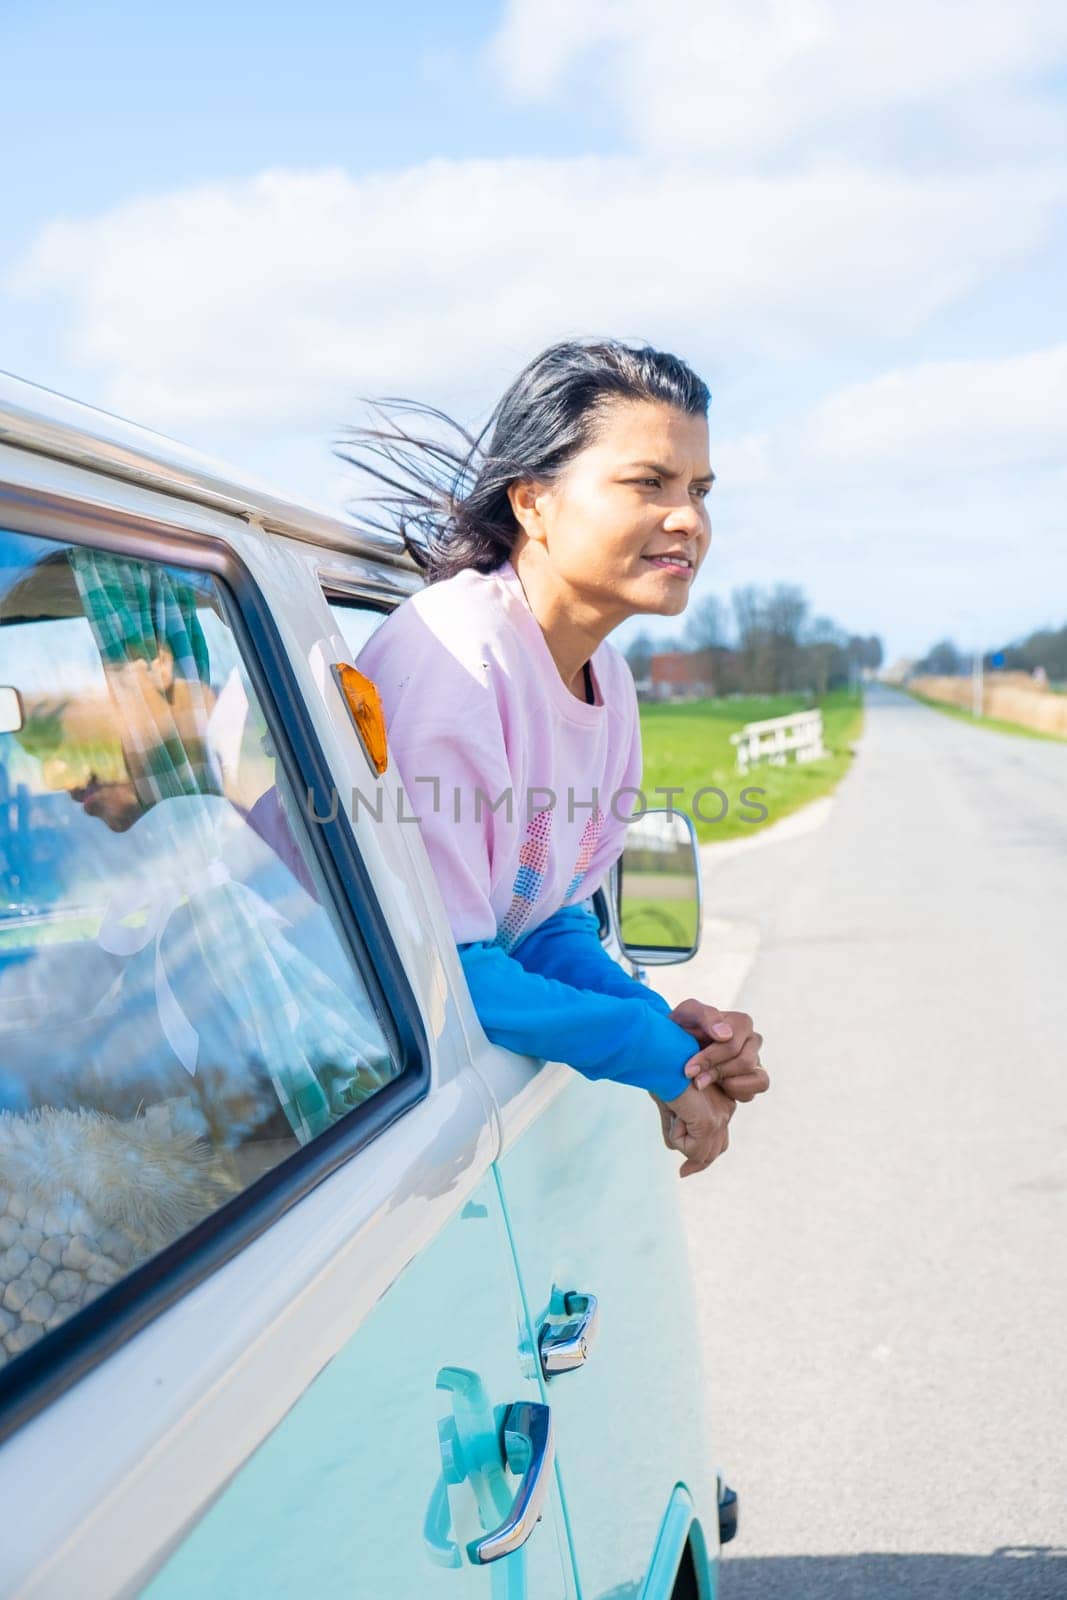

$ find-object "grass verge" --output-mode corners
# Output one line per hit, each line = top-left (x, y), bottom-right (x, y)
(903, 688), (1067, 745)
(639, 686), (864, 844)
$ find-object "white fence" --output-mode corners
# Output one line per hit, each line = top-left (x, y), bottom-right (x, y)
(730, 709), (826, 774)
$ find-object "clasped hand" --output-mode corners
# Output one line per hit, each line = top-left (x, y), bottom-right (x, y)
(652, 1001), (770, 1179)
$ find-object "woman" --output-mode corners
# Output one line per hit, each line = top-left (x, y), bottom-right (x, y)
(342, 337), (769, 1176)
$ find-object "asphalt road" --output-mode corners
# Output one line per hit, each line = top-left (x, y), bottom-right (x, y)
(652, 685), (1067, 1599)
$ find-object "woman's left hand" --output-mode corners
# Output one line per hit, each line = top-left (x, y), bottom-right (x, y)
(669, 999), (770, 1103)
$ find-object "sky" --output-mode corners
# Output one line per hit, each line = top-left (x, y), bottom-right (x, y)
(2, 0), (1066, 666)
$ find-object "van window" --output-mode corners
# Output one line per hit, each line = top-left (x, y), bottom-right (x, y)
(327, 595), (390, 659)
(0, 531), (400, 1371)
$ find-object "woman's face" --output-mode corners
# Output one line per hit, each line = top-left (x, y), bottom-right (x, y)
(515, 398), (714, 625)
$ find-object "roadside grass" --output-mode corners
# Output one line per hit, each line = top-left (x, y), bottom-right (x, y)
(903, 687), (1067, 745)
(639, 687), (864, 844)
(619, 890), (699, 951)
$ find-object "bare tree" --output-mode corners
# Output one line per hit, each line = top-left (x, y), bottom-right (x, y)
(624, 631), (654, 680)
(803, 615), (847, 696)
(765, 584), (809, 692)
(732, 585), (773, 693)
(916, 639), (962, 675)
(863, 635), (884, 671)
(684, 594), (729, 651)
(723, 584), (875, 694)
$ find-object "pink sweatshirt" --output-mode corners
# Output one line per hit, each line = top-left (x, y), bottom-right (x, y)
(355, 558), (643, 951)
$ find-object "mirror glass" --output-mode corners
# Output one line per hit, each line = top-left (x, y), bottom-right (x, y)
(617, 808), (700, 961)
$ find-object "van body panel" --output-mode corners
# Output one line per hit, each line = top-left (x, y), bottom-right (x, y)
(492, 1074), (720, 1600)
(640, 1489), (713, 1600)
(138, 1171), (577, 1600)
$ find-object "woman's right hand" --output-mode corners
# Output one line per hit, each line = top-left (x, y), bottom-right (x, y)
(671, 1003), (769, 1101)
(657, 1082), (735, 1178)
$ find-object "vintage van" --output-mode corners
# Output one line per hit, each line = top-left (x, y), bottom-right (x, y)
(0, 373), (735, 1599)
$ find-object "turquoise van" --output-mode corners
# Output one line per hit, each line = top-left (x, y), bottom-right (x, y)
(0, 374), (735, 1598)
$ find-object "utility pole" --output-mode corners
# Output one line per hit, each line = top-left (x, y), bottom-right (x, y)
(972, 647), (983, 718)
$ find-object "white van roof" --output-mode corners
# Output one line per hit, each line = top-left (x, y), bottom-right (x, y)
(0, 370), (420, 571)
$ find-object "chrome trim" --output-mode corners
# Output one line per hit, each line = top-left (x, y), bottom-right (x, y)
(469, 1402), (555, 1564)
(0, 369), (418, 568)
(318, 563), (421, 609)
(539, 1292), (600, 1377)
(616, 806), (704, 966)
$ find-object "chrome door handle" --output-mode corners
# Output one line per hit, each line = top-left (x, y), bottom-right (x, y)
(539, 1292), (600, 1377)
(469, 1401), (554, 1564)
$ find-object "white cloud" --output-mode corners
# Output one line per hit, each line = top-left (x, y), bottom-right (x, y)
(718, 344), (1067, 485)
(8, 158), (1064, 440)
(797, 344), (1067, 473)
(3, 0), (1063, 665)
(486, 0), (1067, 164)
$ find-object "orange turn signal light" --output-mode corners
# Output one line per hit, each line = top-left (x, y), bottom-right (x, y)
(334, 663), (388, 775)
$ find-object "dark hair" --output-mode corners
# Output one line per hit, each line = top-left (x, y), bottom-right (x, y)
(334, 336), (711, 583)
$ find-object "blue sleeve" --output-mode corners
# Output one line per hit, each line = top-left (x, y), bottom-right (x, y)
(511, 901), (675, 1015)
(456, 906), (694, 1102)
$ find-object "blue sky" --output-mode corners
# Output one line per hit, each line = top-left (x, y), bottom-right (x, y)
(3, 0), (1066, 663)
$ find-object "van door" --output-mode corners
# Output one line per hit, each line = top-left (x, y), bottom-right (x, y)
(141, 1169), (575, 1600)
(490, 1052), (718, 1599)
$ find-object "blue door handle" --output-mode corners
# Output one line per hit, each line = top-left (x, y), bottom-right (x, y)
(539, 1292), (600, 1377)
(468, 1401), (555, 1565)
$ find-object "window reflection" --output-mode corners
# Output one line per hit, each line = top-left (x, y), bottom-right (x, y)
(0, 533), (399, 1370)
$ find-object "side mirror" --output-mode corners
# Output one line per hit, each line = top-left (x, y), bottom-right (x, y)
(615, 808), (702, 965)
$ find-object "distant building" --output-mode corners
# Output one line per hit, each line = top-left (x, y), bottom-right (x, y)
(649, 648), (719, 702)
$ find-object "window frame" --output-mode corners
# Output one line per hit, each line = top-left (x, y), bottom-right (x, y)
(591, 884), (612, 942)
(0, 487), (431, 1445)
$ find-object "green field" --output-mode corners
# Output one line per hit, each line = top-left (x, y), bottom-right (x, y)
(638, 687), (864, 844)
(904, 688), (1067, 744)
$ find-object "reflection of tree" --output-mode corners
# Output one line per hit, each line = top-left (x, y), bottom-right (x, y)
(624, 847), (677, 872)
(14, 703), (67, 762)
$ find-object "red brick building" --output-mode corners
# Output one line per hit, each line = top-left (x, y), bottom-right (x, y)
(649, 648), (719, 701)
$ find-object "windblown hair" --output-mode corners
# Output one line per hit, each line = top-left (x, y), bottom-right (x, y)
(335, 336), (711, 584)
